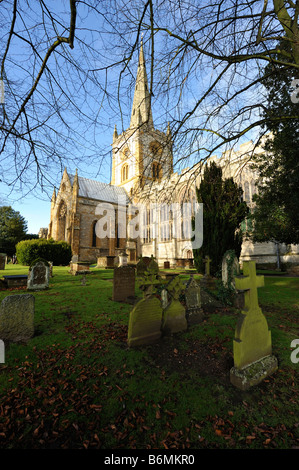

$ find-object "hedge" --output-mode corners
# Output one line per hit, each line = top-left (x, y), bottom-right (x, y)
(16, 239), (72, 266)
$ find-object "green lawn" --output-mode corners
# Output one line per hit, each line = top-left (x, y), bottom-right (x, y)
(0, 264), (298, 449)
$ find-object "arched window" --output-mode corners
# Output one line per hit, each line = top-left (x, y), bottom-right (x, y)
(179, 186), (196, 240)
(57, 201), (67, 241)
(121, 164), (129, 182)
(244, 181), (250, 203)
(160, 203), (172, 242)
(152, 162), (162, 181)
(92, 221), (97, 247)
(251, 180), (256, 199)
(149, 141), (162, 158)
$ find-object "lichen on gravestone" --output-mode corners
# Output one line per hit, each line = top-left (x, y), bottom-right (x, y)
(162, 276), (187, 335)
(27, 258), (49, 291)
(128, 296), (163, 347)
(0, 294), (35, 343)
(230, 261), (278, 389)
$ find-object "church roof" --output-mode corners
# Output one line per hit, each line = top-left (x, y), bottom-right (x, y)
(69, 174), (128, 204)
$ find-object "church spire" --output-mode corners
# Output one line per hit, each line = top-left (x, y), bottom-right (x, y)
(130, 39), (154, 129)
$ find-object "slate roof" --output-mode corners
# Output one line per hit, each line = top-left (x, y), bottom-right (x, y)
(69, 175), (128, 204)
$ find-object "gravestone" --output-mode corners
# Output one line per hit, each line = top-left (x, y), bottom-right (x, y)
(112, 265), (135, 302)
(69, 261), (90, 275)
(0, 294), (35, 343)
(161, 289), (169, 309)
(222, 250), (240, 289)
(128, 257), (166, 347)
(200, 255), (215, 290)
(27, 259), (49, 291)
(230, 261), (278, 390)
(2, 275), (28, 288)
(0, 339), (4, 363)
(0, 253), (6, 270)
(128, 296), (163, 347)
(118, 251), (128, 267)
(48, 261), (53, 278)
(136, 256), (161, 297)
(185, 276), (204, 325)
(222, 250), (244, 308)
(136, 256), (152, 276)
(162, 276), (187, 335)
(107, 256), (118, 268)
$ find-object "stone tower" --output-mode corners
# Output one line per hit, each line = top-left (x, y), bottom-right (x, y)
(111, 40), (173, 198)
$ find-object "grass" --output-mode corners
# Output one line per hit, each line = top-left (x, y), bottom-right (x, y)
(0, 264), (298, 449)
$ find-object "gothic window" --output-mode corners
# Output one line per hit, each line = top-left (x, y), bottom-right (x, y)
(244, 181), (250, 203)
(121, 164), (129, 182)
(92, 221), (97, 247)
(152, 162), (162, 181)
(187, 250), (193, 259)
(149, 141), (162, 159)
(57, 201), (67, 241)
(142, 207), (152, 243)
(179, 186), (196, 240)
(251, 180), (257, 199)
(160, 203), (172, 242)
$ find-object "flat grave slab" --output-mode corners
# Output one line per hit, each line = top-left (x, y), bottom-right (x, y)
(2, 275), (28, 288)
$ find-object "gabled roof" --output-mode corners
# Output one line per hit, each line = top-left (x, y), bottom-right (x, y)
(69, 174), (128, 204)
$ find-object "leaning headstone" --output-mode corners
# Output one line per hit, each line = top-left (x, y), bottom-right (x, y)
(27, 259), (49, 291)
(128, 296), (163, 347)
(230, 261), (278, 390)
(112, 265), (135, 302)
(185, 276), (204, 325)
(0, 253), (6, 270)
(162, 276), (187, 335)
(0, 294), (35, 343)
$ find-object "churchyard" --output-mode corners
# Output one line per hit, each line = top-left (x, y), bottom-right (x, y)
(0, 261), (298, 449)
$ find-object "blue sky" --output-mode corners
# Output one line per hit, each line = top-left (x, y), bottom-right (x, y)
(0, 1), (265, 234)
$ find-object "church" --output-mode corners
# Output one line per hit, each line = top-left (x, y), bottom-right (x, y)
(46, 41), (299, 271)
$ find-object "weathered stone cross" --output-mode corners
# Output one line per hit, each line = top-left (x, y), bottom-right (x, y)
(203, 255), (211, 276)
(235, 261), (264, 312)
(231, 260), (277, 389)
